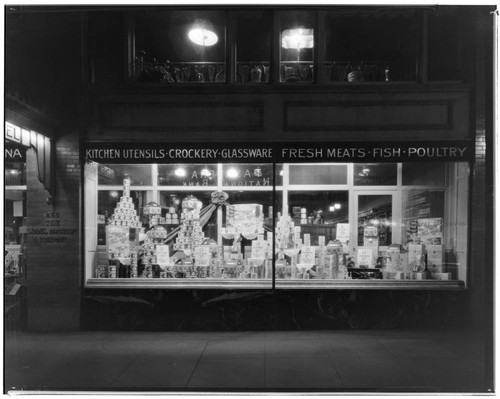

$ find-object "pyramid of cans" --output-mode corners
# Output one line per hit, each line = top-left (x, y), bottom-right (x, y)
(174, 195), (204, 254)
(107, 177), (141, 228)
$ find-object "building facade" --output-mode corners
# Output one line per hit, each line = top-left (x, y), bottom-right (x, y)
(4, 6), (494, 341)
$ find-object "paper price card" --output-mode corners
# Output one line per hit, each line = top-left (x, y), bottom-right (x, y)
(336, 223), (350, 244)
(357, 248), (373, 267)
(155, 244), (170, 266)
(194, 246), (212, 266)
(300, 246), (316, 266)
(251, 240), (269, 259)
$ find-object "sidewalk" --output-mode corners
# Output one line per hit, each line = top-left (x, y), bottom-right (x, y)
(4, 329), (490, 394)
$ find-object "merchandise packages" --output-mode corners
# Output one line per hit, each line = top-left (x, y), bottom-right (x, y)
(251, 237), (269, 259)
(418, 218), (443, 245)
(336, 223), (350, 248)
(300, 246), (316, 266)
(384, 244), (409, 277)
(106, 225), (131, 261)
(408, 244), (426, 272)
(226, 204), (263, 236)
(426, 244), (444, 273)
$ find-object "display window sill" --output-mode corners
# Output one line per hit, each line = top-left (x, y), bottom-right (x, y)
(85, 278), (465, 290)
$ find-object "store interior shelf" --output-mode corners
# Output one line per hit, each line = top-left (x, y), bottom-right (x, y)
(86, 278), (465, 290)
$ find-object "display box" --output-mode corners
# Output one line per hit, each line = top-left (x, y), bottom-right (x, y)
(408, 244), (426, 272)
(426, 244), (444, 273)
(226, 204), (263, 235)
(418, 218), (443, 245)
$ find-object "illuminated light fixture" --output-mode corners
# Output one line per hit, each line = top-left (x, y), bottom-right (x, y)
(334, 203), (341, 210)
(226, 168), (239, 179)
(279, 170), (284, 176)
(200, 168), (211, 178)
(174, 167), (187, 177)
(372, 219), (380, 226)
(281, 28), (314, 61)
(9, 169), (19, 175)
(188, 28), (218, 46)
(21, 129), (30, 145)
(329, 206), (336, 212)
(110, 191), (119, 198)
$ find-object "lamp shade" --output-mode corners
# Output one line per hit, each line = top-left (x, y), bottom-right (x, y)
(281, 28), (314, 50)
(188, 28), (218, 46)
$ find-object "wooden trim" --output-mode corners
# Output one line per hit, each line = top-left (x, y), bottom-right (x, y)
(98, 101), (265, 132)
(283, 99), (454, 132)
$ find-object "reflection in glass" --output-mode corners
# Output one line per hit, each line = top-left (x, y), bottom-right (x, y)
(98, 164), (152, 186)
(222, 163), (274, 187)
(358, 195), (392, 246)
(354, 163), (397, 186)
(158, 164), (217, 186)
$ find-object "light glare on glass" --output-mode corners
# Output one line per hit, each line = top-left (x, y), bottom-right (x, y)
(175, 168), (187, 177)
(226, 168), (239, 178)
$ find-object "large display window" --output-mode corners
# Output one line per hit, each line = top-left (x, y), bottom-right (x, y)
(84, 143), (470, 289)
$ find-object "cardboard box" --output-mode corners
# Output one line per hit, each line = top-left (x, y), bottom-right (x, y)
(418, 218), (443, 245)
(433, 272), (452, 280)
(426, 244), (444, 273)
(226, 204), (263, 235)
(408, 244), (426, 272)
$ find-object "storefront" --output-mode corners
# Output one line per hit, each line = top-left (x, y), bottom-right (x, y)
(84, 141), (471, 290)
(4, 5), (494, 332)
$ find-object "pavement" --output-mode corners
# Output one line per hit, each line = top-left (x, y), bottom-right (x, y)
(3, 328), (492, 394)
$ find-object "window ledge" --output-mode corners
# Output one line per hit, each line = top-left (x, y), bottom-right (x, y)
(85, 278), (465, 290)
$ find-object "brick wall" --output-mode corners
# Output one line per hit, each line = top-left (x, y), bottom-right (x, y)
(467, 8), (493, 332)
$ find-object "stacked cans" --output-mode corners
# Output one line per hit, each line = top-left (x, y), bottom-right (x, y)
(300, 208), (308, 225)
(108, 264), (117, 278)
(130, 251), (138, 277)
(143, 201), (162, 227)
(108, 178), (141, 228)
(141, 237), (156, 278)
(165, 207), (179, 225)
(174, 210), (205, 251)
(147, 225), (168, 240)
(96, 264), (108, 278)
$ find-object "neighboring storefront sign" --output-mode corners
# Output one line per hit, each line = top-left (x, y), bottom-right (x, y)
(84, 141), (473, 164)
(5, 142), (27, 162)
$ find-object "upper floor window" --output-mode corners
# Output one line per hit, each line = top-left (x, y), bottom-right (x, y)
(133, 9), (226, 83)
